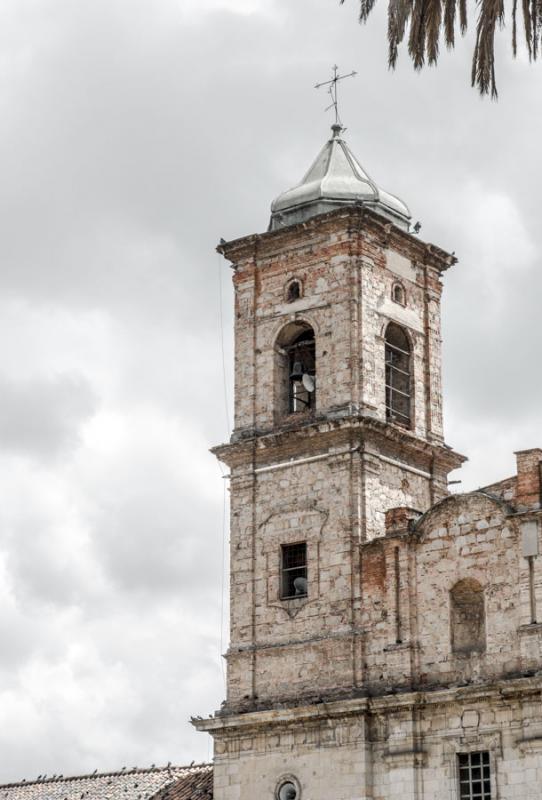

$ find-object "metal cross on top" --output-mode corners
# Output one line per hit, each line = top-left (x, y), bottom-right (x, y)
(315, 65), (357, 128)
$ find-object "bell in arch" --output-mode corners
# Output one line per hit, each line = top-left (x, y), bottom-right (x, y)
(290, 361), (304, 381)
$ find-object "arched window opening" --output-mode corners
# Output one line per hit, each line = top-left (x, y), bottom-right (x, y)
(385, 323), (411, 427)
(392, 282), (406, 306)
(275, 322), (316, 416)
(287, 327), (315, 412)
(286, 280), (301, 302)
(450, 579), (486, 655)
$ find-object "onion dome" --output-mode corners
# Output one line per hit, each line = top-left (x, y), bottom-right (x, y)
(269, 124), (411, 232)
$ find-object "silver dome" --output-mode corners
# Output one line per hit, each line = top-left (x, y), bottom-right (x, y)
(269, 124), (411, 232)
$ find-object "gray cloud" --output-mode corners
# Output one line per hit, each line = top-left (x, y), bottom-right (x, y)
(0, 372), (97, 457)
(88, 441), (224, 598)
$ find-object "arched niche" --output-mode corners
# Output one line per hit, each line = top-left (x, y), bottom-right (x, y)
(450, 578), (486, 655)
(392, 281), (406, 306)
(285, 279), (302, 302)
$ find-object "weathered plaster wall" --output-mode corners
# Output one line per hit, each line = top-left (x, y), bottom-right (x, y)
(207, 685), (542, 800)
(203, 207), (542, 800)
(361, 494), (542, 692)
(228, 208), (446, 443)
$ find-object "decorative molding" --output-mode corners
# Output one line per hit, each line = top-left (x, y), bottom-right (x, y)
(269, 311), (322, 343)
(518, 622), (542, 635)
(441, 730), (502, 759)
(193, 676), (542, 737)
(376, 300), (424, 335)
(461, 709), (480, 729)
(275, 774), (301, 800)
(382, 748), (427, 767)
(260, 502), (328, 611)
(268, 595), (313, 619)
(517, 735), (542, 754)
(259, 502), (329, 539)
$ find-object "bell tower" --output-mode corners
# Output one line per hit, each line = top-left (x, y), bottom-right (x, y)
(193, 124), (464, 800)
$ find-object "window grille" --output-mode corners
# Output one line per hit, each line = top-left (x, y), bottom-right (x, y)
(385, 323), (411, 426)
(281, 543), (307, 599)
(458, 752), (491, 800)
(287, 328), (315, 413)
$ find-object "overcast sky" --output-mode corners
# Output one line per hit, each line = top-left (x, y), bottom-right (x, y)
(0, 0), (540, 785)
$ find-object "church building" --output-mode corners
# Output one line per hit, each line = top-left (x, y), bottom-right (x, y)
(2, 123), (542, 800)
(192, 122), (542, 799)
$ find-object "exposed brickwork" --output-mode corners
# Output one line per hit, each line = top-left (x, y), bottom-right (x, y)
(385, 505), (422, 534)
(515, 448), (542, 510)
(194, 204), (542, 800)
(223, 207), (454, 448)
(212, 207), (464, 713)
(482, 473), (517, 503)
(198, 484), (542, 799)
(484, 450), (542, 510)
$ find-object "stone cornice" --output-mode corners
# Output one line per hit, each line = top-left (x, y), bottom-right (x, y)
(217, 206), (456, 275)
(191, 675), (542, 735)
(191, 696), (371, 734)
(211, 414), (465, 474)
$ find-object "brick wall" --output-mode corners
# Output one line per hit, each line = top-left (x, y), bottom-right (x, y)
(215, 207), (465, 710)
(198, 206), (542, 799)
(225, 207), (449, 443)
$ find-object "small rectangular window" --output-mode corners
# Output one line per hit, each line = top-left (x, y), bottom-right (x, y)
(458, 752), (491, 800)
(281, 543), (307, 599)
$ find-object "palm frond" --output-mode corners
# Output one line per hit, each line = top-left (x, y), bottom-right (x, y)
(532, 0), (539, 57)
(426, 0), (444, 62)
(444, 0), (457, 46)
(512, 0), (518, 55)
(348, 0), (542, 96)
(523, 0), (533, 57)
(471, 0), (504, 96)
(388, 0), (414, 66)
(408, 0), (429, 67)
(341, 0), (380, 22)
(459, 0), (468, 32)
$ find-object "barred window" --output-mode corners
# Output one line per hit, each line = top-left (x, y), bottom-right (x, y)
(287, 327), (315, 413)
(275, 321), (316, 418)
(458, 752), (491, 800)
(385, 322), (411, 427)
(281, 543), (307, 599)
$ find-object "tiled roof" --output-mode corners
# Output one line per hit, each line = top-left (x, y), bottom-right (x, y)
(152, 769), (212, 800)
(0, 765), (212, 800)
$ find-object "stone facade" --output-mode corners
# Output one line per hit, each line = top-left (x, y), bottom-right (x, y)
(200, 679), (542, 800)
(193, 203), (542, 799)
(226, 207), (450, 446)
